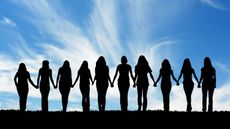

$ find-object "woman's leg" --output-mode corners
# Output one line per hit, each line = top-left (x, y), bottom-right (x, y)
(137, 86), (142, 111)
(202, 87), (208, 112)
(143, 86), (149, 111)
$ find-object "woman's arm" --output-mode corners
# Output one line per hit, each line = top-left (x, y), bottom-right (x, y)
(49, 70), (56, 89)
(14, 72), (18, 87)
(107, 67), (113, 87)
(171, 70), (179, 85)
(56, 69), (61, 89)
(192, 69), (199, 83)
(37, 70), (41, 88)
(154, 71), (161, 87)
(73, 71), (80, 87)
(177, 70), (183, 83)
(198, 70), (203, 88)
(149, 72), (155, 84)
(112, 66), (119, 84)
(213, 69), (216, 88)
(89, 70), (93, 85)
(129, 67), (135, 84)
(28, 72), (38, 89)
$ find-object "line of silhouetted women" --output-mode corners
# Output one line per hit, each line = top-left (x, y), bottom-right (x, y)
(14, 56), (216, 112)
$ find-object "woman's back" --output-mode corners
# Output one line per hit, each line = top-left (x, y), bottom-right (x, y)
(135, 64), (151, 86)
(59, 67), (72, 86)
(160, 68), (172, 85)
(17, 71), (29, 87)
(182, 68), (194, 83)
(201, 67), (215, 85)
(118, 64), (131, 80)
(39, 68), (51, 86)
(95, 65), (109, 81)
(79, 68), (91, 85)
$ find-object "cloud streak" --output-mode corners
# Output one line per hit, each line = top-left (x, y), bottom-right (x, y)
(201, 0), (228, 11)
(0, 17), (16, 27)
(1, 0), (229, 111)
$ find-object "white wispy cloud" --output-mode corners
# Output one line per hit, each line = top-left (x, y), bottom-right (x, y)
(0, 17), (16, 27)
(201, 0), (227, 11)
(2, 0), (187, 111)
(214, 61), (230, 74)
(89, 0), (122, 64)
(1, 0), (229, 112)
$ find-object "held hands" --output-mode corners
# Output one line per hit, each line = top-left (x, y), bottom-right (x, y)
(133, 83), (137, 88)
(110, 82), (114, 88)
(197, 83), (201, 88)
(92, 80), (95, 86)
(33, 85), (39, 89)
(176, 81), (180, 86)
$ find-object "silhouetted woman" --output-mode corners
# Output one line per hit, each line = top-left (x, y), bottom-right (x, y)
(155, 59), (179, 112)
(112, 56), (134, 111)
(73, 61), (93, 112)
(198, 57), (216, 112)
(178, 58), (199, 112)
(14, 63), (38, 111)
(93, 56), (112, 111)
(37, 60), (56, 112)
(56, 60), (72, 112)
(134, 55), (155, 111)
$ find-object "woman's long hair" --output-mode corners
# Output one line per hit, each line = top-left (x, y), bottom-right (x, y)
(136, 55), (149, 70)
(182, 58), (192, 71)
(18, 63), (27, 73)
(162, 59), (171, 70)
(204, 57), (213, 69)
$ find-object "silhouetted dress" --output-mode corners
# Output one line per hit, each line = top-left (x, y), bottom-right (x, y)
(38, 66), (54, 112)
(94, 64), (110, 111)
(115, 64), (133, 111)
(179, 68), (198, 112)
(155, 59), (178, 112)
(14, 67), (36, 111)
(57, 63), (72, 112)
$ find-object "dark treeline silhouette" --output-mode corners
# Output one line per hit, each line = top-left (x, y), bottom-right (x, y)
(13, 56), (217, 112)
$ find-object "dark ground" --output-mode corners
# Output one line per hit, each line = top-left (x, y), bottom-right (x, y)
(0, 110), (228, 127)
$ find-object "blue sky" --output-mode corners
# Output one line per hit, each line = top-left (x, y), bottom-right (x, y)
(0, 0), (230, 111)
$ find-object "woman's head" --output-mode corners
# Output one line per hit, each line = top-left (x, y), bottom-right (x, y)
(121, 56), (128, 64)
(96, 56), (106, 66)
(137, 55), (148, 66)
(42, 60), (49, 69)
(18, 63), (27, 72)
(162, 59), (171, 69)
(80, 60), (88, 70)
(204, 57), (212, 68)
(63, 60), (70, 68)
(182, 58), (192, 70)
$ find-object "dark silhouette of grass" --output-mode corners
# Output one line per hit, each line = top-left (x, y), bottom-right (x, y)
(0, 109), (228, 127)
